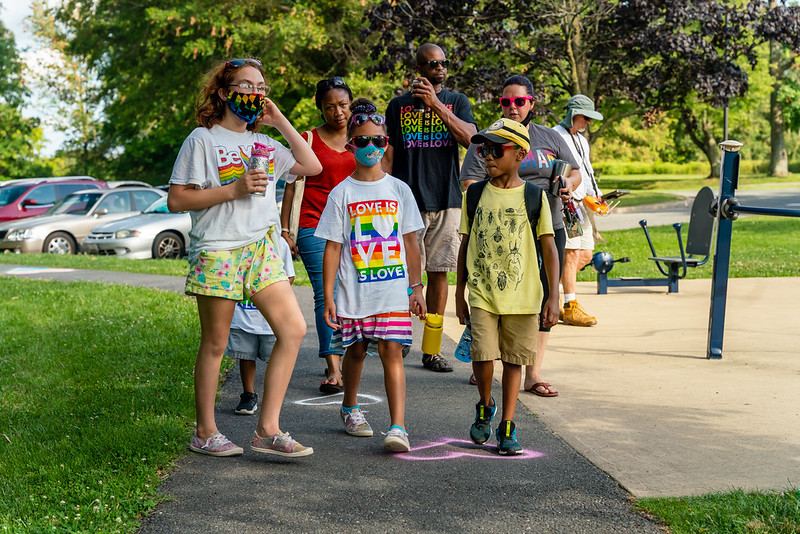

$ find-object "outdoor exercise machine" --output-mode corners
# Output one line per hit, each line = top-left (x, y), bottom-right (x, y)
(707, 140), (800, 359)
(595, 187), (716, 294)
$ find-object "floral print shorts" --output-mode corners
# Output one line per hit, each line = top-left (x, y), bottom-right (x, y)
(185, 230), (287, 300)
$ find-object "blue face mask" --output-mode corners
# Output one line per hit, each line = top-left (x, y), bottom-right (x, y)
(354, 145), (385, 167)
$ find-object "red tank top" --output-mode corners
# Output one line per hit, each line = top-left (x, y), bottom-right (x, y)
(299, 128), (356, 228)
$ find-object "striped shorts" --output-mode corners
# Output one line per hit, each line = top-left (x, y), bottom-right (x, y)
(330, 311), (413, 351)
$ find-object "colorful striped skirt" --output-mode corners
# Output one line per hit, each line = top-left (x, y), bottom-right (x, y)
(330, 311), (413, 351)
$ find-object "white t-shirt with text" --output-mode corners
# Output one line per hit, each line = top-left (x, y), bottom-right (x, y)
(169, 125), (296, 260)
(315, 175), (424, 318)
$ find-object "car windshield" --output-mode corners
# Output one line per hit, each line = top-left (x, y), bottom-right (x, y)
(142, 196), (170, 214)
(46, 192), (103, 216)
(0, 185), (27, 207)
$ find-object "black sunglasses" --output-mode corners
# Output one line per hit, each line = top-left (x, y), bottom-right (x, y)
(350, 135), (389, 148)
(226, 58), (263, 68)
(419, 59), (450, 69)
(316, 76), (347, 90)
(476, 143), (516, 159)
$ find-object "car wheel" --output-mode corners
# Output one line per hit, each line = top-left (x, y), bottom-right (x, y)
(43, 232), (77, 254)
(152, 231), (184, 259)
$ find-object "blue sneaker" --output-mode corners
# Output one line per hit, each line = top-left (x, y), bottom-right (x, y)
(496, 420), (523, 455)
(470, 398), (496, 444)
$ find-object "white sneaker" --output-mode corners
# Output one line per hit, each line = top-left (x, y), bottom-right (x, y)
(340, 407), (373, 437)
(382, 426), (410, 453)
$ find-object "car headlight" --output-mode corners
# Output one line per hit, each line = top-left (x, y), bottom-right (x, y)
(114, 230), (141, 239)
(7, 228), (33, 241)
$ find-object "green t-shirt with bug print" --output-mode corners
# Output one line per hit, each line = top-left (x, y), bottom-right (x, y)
(458, 182), (553, 315)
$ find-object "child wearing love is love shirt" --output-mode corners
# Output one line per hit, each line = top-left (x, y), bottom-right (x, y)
(315, 97), (426, 453)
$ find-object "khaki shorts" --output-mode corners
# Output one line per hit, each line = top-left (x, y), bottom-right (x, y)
(417, 208), (461, 272)
(470, 307), (539, 366)
(565, 203), (595, 250)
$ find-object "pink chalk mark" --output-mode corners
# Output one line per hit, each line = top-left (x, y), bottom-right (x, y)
(398, 437), (545, 461)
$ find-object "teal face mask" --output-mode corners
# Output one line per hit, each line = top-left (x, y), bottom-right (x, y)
(353, 145), (385, 167)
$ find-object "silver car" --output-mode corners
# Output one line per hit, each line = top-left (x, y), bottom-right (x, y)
(82, 196), (191, 259)
(0, 187), (165, 254)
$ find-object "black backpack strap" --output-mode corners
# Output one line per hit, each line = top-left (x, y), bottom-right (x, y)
(524, 180), (544, 235)
(465, 179), (490, 233)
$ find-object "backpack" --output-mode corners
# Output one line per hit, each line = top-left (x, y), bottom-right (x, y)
(465, 179), (544, 236)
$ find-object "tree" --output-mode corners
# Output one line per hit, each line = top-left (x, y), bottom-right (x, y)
(0, 12), (43, 178)
(39, 0), (376, 183)
(27, 0), (105, 177)
(361, 0), (638, 139)
(360, 0), (761, 179)
(755, 0), (800, 176)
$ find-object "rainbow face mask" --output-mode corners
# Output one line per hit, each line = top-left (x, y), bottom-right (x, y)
(226, 91), (264, 124)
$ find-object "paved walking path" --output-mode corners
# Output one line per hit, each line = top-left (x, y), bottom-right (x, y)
(1, 265), (662, 532)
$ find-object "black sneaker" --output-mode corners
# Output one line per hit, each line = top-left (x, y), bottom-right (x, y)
(235, 392), (258, 415)
(496, 420), (523, 455)
(470, 397), (496, 444)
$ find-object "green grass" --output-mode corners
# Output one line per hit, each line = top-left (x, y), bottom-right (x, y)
(0, 278), (206, 533)
(576, 216), (800, 281)
(0, 253), (313, 287)
(599, 172), (800, 193)
(5, 217), (796, 289)
(638, 489), (800, 534)
(0, 253), (191, 276)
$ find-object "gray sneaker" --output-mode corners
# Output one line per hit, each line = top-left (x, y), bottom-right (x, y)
(383, 426), (410, 453)
(250, 431), (314, 457)
(340, 407), (373, 437)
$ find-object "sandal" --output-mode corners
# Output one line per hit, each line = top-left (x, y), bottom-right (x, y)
(468, 373), (477, 386)
(526, 382), (558, 397)
(421, 353), (453, 373)
(319, 376), (343, 394)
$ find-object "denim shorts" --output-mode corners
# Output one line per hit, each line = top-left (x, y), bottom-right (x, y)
(185, 230), (287, 300)
(225, 328), (276, 362)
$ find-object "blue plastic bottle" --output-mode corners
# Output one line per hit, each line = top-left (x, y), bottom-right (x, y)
(454, 324), (472, 362)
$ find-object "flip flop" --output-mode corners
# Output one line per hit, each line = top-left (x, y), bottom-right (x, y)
(468, 373), (477, 386)
(319, 376), (343, 395)
(526, 382), (558, 397)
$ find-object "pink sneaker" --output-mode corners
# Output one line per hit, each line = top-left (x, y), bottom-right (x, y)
(189, 431), (243, 457)
(250, 431), (314, 457)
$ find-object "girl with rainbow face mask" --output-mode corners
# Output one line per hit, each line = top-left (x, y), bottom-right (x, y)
(168, 58), (322, 458)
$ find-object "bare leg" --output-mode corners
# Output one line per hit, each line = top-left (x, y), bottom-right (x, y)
(325, 353), (342, 384)
(250, 280), (307, 437)
(425, 271), (449, 315)
(501, 362), (522, 421)
(342, 341), (368, 408)
(472, 360), (495, 405)
(523, 331), (558, 395)
(377, 340), (406, 428)
(561, 249), (582, 296)
(240, 359), (257, 394)
(195, 296), (236, 439)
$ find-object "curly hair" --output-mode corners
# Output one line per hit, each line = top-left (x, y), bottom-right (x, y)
(195, 59), (266, 132)
(346, 97), (385, 138)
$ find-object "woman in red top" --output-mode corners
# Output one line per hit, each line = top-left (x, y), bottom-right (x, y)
(281, 77), (355, 394)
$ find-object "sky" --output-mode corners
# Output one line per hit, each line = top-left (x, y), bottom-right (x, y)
(2, 0), (65, 157)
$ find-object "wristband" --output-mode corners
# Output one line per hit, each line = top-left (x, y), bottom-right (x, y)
(281, 228), (290, 234)
(407, 282), (424, 296)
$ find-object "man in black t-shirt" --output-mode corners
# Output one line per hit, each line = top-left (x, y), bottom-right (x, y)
(383, 43), (477, 373)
